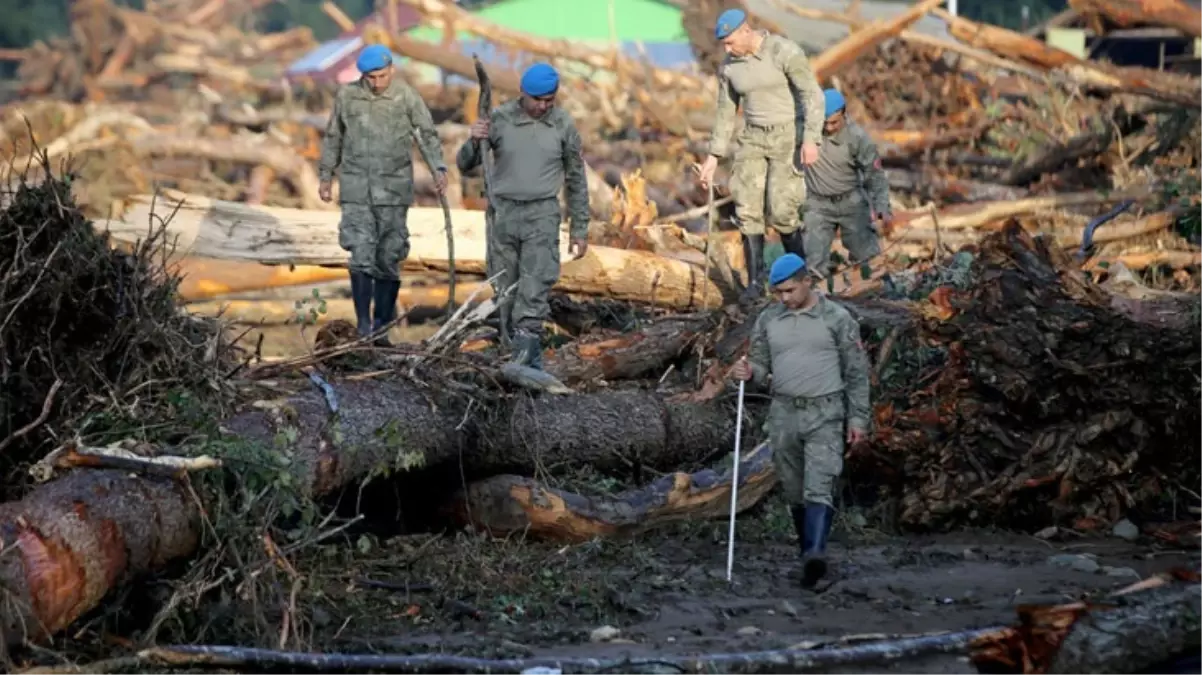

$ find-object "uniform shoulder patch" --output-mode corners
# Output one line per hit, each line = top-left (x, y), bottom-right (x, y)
(872, 157), (883, 170)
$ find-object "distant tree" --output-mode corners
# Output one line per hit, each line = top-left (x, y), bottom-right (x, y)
(958, 0), (1068, 31)
(255, 0), (376, 40)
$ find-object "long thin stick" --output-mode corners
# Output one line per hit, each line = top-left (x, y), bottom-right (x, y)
(140, 627), (1002, 673)
(411, 130), (456, 318)
(702, 183), (715, 309)
(473, 54), (507, 347)
(726, 378), (745, 583)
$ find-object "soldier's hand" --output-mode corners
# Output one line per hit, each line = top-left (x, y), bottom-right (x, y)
(730, 357), (752, 381)
(693, 155), (719, 190)
(434, 169), (448, 195)
(799, 142), (819, 166)
(319, 180), (332, 203)
(470, 119), (490, 140)
(569, 238), (588, 260)
(876, 211), (895, 237)
(847, 427), (867, 445)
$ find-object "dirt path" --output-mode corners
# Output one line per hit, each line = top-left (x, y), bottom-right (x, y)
(304, 501), (1198, 671)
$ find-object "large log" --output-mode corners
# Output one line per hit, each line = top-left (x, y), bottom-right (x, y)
(0, 378), (738, 646)
(453, 441), (777, 541)
(936, 9), (1201, 107)
(1068, 0), (1202, 38)
(102, 192), (726, 310)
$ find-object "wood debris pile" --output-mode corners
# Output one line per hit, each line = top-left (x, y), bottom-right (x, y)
(0, 0), (1196, 291)
(847, 221), (1201, 533)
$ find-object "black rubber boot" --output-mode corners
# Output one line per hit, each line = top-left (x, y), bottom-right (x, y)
(780, 229), (806, 259)
(800, 502), (834, 588)
(371, 277), (401, 346)
(738, 233), (765, 307)
(510, 331), (544, 370)
(349, 271), (375, 337)
(790, 504), (808, 556)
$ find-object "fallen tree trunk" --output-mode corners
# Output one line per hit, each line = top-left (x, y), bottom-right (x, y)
(451, 441), (776, 541)
(936, 8), (1201, 107)
(104, 192), (726, 309)
(0, 469), (199, 643)
(0, 377), (738, 646)
(971, 575), (1202, 673)
(1068, 0), (1202, 38)
(185, 283), (489, 325)
(895, 188), (1144, 231)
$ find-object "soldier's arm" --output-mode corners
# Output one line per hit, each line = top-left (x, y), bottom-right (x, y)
(706, 70), (740, 158)
(747, 312), (772, 387)
(317, 93), (345, 182)
(832, 310), (871, 432)
(407, 90), (446, 173)
(561, 120), (591, 240)
(780, 44), (824, 147)
(853, 131), (891, 216)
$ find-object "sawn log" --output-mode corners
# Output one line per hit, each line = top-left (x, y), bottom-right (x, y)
(103, 192), (725, 310)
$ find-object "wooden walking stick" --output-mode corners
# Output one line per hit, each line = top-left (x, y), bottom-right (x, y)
(472, 55), (509, 347)
(411, 130), (456, 319)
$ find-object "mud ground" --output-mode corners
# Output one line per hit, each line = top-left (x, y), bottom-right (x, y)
(276, 496), (1199, 672)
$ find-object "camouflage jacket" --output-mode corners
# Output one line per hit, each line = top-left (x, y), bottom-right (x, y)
(708, 33), (825, 158)
(318, 78), (446, 206)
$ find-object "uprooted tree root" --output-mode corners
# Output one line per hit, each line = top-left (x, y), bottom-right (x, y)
(0, 165), (238, 498)
(854, 222), (1202, 532)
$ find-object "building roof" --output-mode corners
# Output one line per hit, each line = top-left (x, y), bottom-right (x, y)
(745, 0), (951, 52)
(409, 0), (686, 42)
(285, 6), (421, 82)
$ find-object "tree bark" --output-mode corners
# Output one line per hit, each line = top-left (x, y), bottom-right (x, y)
(0, 469), (199, 644)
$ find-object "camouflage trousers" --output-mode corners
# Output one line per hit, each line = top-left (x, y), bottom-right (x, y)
(488, 196), (561, 335)
(729, 123), (806, 236)
(803, 191), (881, 278)
(766, 392), (846, 507)
(338, 203), (410, 281)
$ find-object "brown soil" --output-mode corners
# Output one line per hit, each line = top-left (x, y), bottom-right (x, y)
(233, 495), (1197, 669)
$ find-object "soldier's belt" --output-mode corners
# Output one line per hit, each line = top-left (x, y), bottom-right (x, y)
(810, 189), (856, 203)
(744, 121), (790, 132)
(774, 391), (843, 409)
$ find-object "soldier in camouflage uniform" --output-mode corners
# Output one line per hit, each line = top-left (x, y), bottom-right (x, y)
(731, 253), (870, 588)
(696, 8), (824, 306)
(456, 63), (589, 369)
(318, 44), (448, 344)
(802, 88), (893, 279)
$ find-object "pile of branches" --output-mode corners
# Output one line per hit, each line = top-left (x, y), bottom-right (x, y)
(0, 168), (235, 498)
(855, 222), (1202, 531)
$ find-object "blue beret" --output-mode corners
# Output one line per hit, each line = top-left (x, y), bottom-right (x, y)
(357, 44), (393, 73)
(715, 9), (746, 39)
(769, 253), (807, 286)
(823, 88), (846, 118)
(521, 63), (559, 97)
